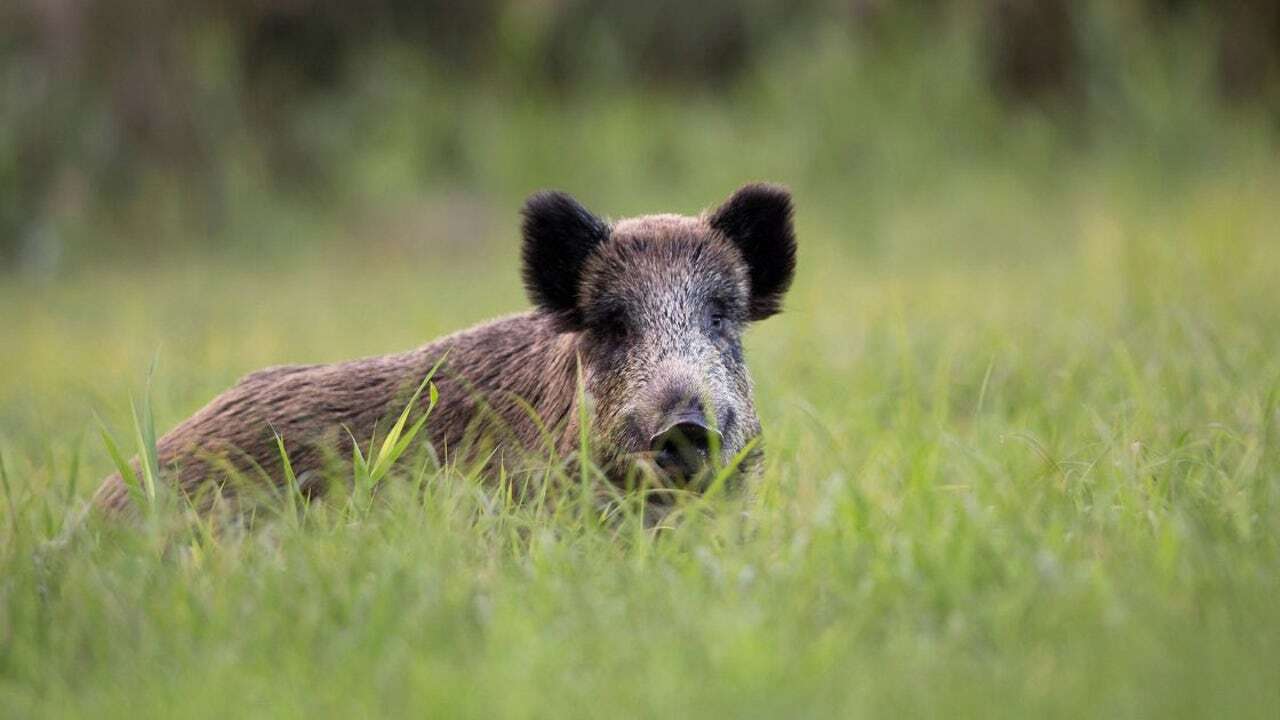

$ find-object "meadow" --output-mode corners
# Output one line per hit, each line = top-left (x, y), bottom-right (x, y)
(3, 26), (1280, 718)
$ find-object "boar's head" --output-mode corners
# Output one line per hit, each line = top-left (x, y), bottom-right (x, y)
(522, 183), (796, 489)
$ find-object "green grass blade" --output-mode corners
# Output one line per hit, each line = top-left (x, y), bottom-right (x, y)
(129, 395), (159, 503)
(702, 436), (761, 503)
(385, 383), (438, 468)
(0, 443), (15, 538)
(63, 434), (82, 508)
(274, 432), (301, 524)
(576, 355), (591, 488)
(371, 357), (447, 482)
(97, 417), (144, 509)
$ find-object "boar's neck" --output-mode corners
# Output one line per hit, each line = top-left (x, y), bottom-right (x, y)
(405, 311), (582, 459)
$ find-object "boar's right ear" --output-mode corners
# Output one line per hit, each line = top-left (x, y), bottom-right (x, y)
(521, 190), (610, 331)
(709, 183), (797, 321)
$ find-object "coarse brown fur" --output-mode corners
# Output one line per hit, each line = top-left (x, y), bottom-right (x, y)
(93, 313), (582, 512)
(94, 184), (797, 515)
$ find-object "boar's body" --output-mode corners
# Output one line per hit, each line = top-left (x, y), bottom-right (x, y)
(94, 314), (579, 511)
(94, 184), (796, 514)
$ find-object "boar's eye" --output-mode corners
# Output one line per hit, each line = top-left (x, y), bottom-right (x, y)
(706, 302), (732, 336)
(589, 303), (631, 340)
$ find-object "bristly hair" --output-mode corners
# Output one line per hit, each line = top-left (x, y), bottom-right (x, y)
(520, 190), (611, 331)
(707, 183), (797, 320)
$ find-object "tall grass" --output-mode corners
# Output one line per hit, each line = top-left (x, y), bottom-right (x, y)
(2, 174), (1277, 716)
(2, 23), (1280, 718)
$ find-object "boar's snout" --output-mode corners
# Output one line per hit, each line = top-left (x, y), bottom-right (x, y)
(648, 407), (722, 480)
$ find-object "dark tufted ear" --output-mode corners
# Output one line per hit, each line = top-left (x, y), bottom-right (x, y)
(708, 183), (797, 320)
(521, 190), (610, 331)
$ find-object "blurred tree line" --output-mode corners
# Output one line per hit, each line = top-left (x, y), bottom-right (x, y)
(2, 0), (1278, 270)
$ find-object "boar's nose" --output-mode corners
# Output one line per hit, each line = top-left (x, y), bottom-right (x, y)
(649, 411), (721, 480)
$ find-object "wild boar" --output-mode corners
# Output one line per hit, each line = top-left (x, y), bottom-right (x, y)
(94, 183), (797, 513)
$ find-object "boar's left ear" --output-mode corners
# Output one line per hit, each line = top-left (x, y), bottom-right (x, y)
(709, 183), (797, 321)
(521, 190), (610, 331)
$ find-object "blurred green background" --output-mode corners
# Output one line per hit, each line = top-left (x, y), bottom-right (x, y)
(3, 0), (1278, 271)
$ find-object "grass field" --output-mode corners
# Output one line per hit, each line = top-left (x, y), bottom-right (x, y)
(4, 38), (1280, 716)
